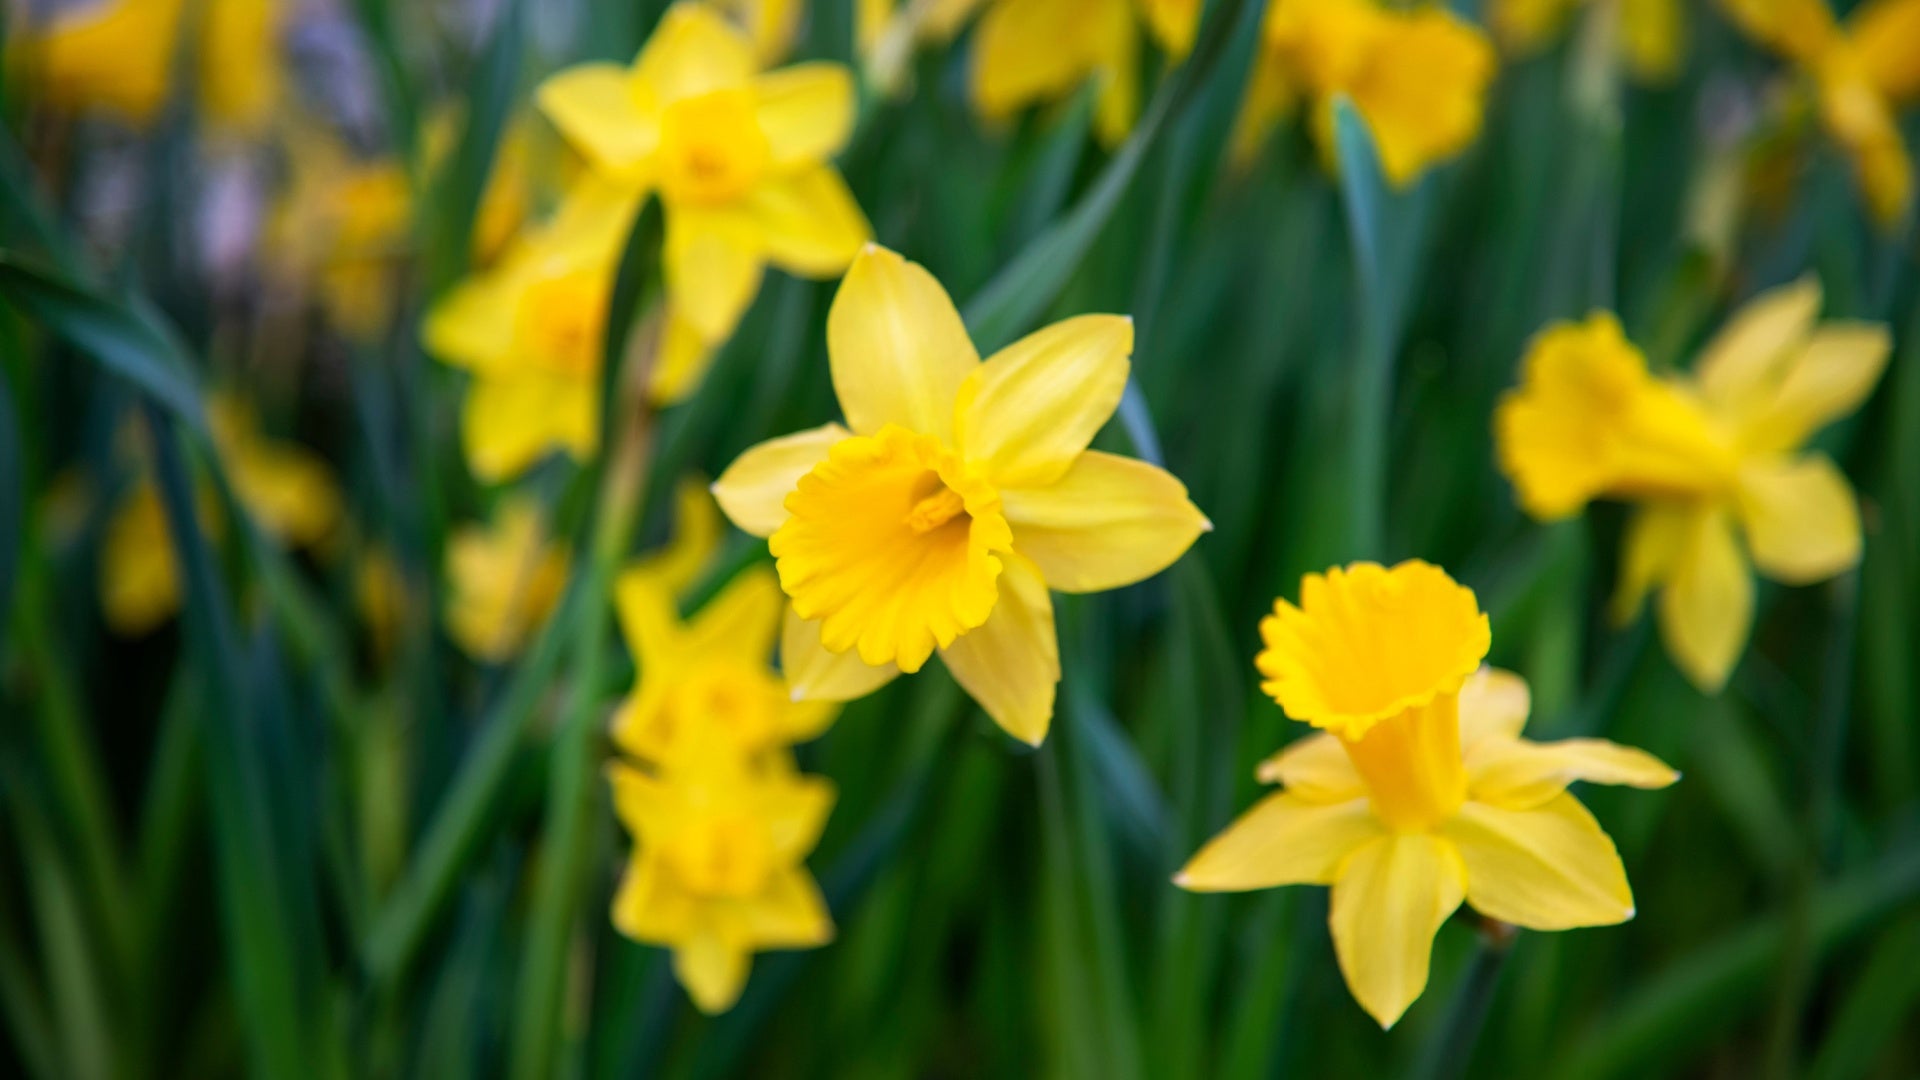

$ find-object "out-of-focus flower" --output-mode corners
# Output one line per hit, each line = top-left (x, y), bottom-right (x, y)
(100, 479), (195, 636)
(444, 496), (571, 662)
(971, 0), (1200, 147)
(1719, 0), (1920, 225)
(356, 544), (410, 662)
(537, 2), (870, 403)
(1490, 0), (1683, 83)
(267, 130), (414, 341)
(1177, 562), (1677, 1028)
(1495, 279), (1889, 691)
(858, 0), (985, 97)
(710, 0), (806, 65)
(1230, 0), (1497, 185)
(420, 108), (546, 266)
(7, 0), (285, 131)
(712, 245), (1209, 744)
(423, 181), (638, 481)
(608, 751), (834, 1013)
(208, 393), (342, 549)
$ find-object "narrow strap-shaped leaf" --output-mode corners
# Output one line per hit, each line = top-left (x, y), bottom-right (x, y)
(426, 0), (525, 293)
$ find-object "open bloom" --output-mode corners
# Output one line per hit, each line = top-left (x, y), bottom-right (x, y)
(971, 0), (1201, 147)
(7, 0), (283, 131)
(537, 2), (871, 402)
(1229, 0), (1497, 185)
(1718, 0), (1920, 225)
(267, 129), (415, 342)
(712, 244), (1208, 745)
(1495, 279), (1889, 691)
(444, 497), (571, 662)
(424, 181), (637, 481)
(1490, 0), (1683, 82)
(1177, 561), (1676, 1028)
(608, 750), (834, 1013)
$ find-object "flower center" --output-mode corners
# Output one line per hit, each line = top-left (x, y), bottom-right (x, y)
(770, 425), (1013, 673)
(1339, 692), (1468, 831)
(658, 89), (769, 206)
(661, 814), (774, 898)
(515, 268), (609, 379)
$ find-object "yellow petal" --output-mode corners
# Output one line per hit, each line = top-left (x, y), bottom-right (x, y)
(998, 451), (1209, 593)
(614, 565), (682, 670)
(1253, 731), (1365, 800)
(460, 374), (599, 482)
(746, 167), (872, 277)
(754, 63), (857, 167)
(611, 853), (697, 941)
(713, 423), (851, 537)
(1328, 834), (1466, 1030)
(1489, 0), (1581, 53)
(100, 483), (183, 635)
(780, 605), (901, 701)
(956, 314), (1133, 488)
(1228, 50), (1299, 168)
(1456, 666), (1532, 748)
(826, 245), (979, 440)
(1175, 794), (1379, 891)
(674, 933), (752, 1014)
(1619, 0), (1684, 82)
(665, 207), (766, 342)
(1610, 501), (1693, 625)
(1735, 453), (1862, 585)
(1090, 17), (1141, 147)
(422, 272), (517, 376)
(763, 771), (837, 862)
(1735, 323), (1892, 455)
(1443, 794), (1635, 930)
(1466, 737), (1679, 809)
(1851, 0), (1920, 101)
(1717, 0), (1837, 63)
(634, 3), (758, 103)
(649, 307), (718, 405)
(1657, 506), (1753, 693)
(1138, 0), (1201, 59)
(970, 0), (1102, 121)
(535, 63), (659, 181)
(938, 552), (1059, 745)
(629, 479), (722, 597)
(1340, 8), (1496, 188)
(1693, 276), (1822, 415)
(741, 868), (835, 947)
(684, 564), (785, 666)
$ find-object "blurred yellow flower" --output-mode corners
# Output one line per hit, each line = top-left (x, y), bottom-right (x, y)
(100, 479), (194, 636)
(1495, 280), (1889, 691)
(858, 0), (984, 96)
(1490, 0), (1683, 83)
(711, 0), (806, 65)
(608, 751), (834, 1013)
(444, 497), (571, 662)
(268, 131), (415, 341)
(712, 245), (1209, 745)
(356, 544), (410, 662)
(424, 181), (639, 481)
(1719, 0), (1920, 225)
(537, 2), (871, 402)
(420, 109), (551, 267)
(1178, 562), (1676, 1029)
(971, 0), (1200, 147)
(8, 0), (283, 131)
(1230, 0), (1497, 185)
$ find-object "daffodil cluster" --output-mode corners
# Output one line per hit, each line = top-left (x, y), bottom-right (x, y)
(713, 244), (1209, 745)
(1495, 279), (1889, 691)
(1179, 561), (1677, 1027)
(605, 487), (838, 1013)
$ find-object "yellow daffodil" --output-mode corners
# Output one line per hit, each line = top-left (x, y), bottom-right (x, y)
(1230, 0), (1497, 185)
(971, 0), (1201, 147)
(100, 479), (196, 636)
(858, 0), (985, 96)
(1718, 0), (1920, 225)
(537, 2), (871, 402)
(1490, 0), (1683, 82)
(444, 497), (571, 662)
(268, 131), (415, 341)
(420, 109), (550, 266)
(608, 750), (835, 1013)
(1494, 279), (1889, 691)
(8, 0), (283, 130)
(711, 0), (806, 65)
(712, 244), (1209, 745)
(424, 180), (639, 481)
(1177, 561), (1677, 1028)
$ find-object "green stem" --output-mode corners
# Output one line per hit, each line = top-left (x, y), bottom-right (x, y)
(1410, 926), (1515, 1080)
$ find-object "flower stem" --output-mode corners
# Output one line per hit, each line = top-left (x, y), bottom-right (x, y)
(1410, 921), (1516, 1080)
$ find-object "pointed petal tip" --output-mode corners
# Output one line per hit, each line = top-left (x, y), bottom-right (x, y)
(1171, 871), (1191, 888)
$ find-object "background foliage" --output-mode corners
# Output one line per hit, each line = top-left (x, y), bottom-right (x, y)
(3, 0), (1920, 1077)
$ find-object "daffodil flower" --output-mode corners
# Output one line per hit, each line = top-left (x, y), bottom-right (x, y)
(1229, 0), (1497, 184)
(712, 244), (1209, 745)
(1495, 279), (1889, 691)
(9, 0), (283, 131)
(971, 0), (1200, 147)
(267, 130), (415, 341)
(444, 497), (571, 662)
(1718, 0), (1920, 225)
(536, 2), (871, 402)
(1490, 0), (1683, 83)
(1177, 561), (1677, 1028)
(608, 751), (835, 1013)
(424, 181), (639, 481)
